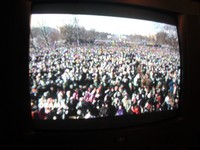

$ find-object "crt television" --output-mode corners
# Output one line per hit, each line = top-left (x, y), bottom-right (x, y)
(9, 0), (200, 149)
(29, 1), (182, 131)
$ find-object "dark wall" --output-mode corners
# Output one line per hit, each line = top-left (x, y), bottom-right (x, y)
(4, 0), (200, 149)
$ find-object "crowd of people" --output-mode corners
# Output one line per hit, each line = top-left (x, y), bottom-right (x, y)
(29, 43), (181, 120)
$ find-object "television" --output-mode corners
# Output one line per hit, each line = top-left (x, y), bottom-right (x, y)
(29, 1), (182, 130)
(8, 0), (200, 149)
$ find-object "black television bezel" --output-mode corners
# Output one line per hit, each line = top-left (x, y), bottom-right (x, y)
(29, 1), (183, 132)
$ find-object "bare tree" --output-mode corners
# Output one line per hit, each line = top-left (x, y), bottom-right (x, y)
(156, 31), (168, 45)
(164, 25), (179, 50)
(30, 23), (60, 51)
(59, 17), (80, 46)
(155, 23), (179, 50)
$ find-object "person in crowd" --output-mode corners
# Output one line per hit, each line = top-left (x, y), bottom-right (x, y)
(115, 104), (126, 116)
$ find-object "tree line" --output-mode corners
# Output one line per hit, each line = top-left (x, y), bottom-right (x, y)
(30, 17), (179, 51)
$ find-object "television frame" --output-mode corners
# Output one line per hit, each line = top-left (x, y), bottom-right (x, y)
(28, 1), (183, 132)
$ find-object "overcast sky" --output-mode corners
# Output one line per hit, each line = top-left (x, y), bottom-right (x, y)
(30, 14), (171, 36)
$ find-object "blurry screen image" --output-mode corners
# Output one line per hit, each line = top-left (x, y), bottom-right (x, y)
(29, 14), (180, 120)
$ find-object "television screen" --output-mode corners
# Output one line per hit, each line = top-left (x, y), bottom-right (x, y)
(29, 13), (181, 121)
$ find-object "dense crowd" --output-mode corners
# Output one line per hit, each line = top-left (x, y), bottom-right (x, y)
(29, 44), (181, 120)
